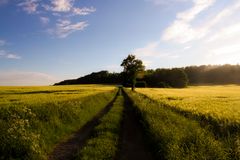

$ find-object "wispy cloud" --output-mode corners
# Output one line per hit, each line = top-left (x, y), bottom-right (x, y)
(177, 0), (216, 22)
(0, 70), (59, 86)
(162, 0), (216, 43)
(42, 0), (96, 16)
(133, 41), (160, 57)
(0, 50), (21, 59)
(132, 41), (181, 68)
(17, 0), (96, 38)
(40, 16), (50, 25)
(18, 0), (39, 14)
(0, 39), (6, 46)
(0, 39), (21, 59)
(146, 0), (189, 6)
(72, 7), (96, 16)
(48, 19), (88, 38)
(6, 54), (21, 59)
(134, 1), (240, 67)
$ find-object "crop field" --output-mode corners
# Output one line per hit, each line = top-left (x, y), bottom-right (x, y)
(0, 85), (116, 107)
(135, 85), (240, 123)
(131, 85), (240, 159)
(124, 88), (230, 159)
(1, 85), (240, 160)
(0, 85), (117, 160)
(135, 86), (240, 133)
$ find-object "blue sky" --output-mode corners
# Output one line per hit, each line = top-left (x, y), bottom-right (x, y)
(0, 0), (240, 85)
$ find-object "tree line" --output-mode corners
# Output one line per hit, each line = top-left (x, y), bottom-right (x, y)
(185, 64), (240, 84)
(55, 55), (240, 88)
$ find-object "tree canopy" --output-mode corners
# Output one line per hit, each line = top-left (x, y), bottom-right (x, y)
(121, 54), (145, 90)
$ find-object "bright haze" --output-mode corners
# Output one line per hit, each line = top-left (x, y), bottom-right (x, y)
(0, 0), (239, 85)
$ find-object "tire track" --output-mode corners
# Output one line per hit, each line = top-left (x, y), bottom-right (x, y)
(116, 91), (154, 160)
(48, 91), (118, 160)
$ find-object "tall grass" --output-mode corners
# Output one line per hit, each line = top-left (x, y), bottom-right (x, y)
(124, 88), (230, 160)
(0, 85), (117, 160)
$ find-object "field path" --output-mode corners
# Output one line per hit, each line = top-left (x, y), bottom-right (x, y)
(116, 92), (154, 160)
(48, 93), (118, 160)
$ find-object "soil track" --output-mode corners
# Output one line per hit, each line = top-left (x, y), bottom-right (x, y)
(48, 93), (118, 160)
(116, 92), (154, 160)
(49, 89), (154, 160)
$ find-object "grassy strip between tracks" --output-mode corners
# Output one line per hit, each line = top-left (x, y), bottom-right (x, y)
(75, 90), (124, 160)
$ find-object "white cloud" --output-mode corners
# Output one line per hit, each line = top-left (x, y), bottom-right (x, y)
(6, 54), (21, 59)
(133, 41), (160, 57)
(206, 22), (240, 43)
(206, 1), (240, 29)
(40, 16), (50, 25)
(133, 1), (240, 67)
(132, 41), (181, 68)
(0, 50), (21, 59)
(49, 19), (88, 38)
(183, 46), (192, 50)
(43, 1), (96, 16)
(0, 39), (6, 46)
(72, 7), (96, 16)
(146, 0), (189, 5)
(133, 41), (182, 59)
(0, 71), (59, 86)
(50, 0), (73, 12)
(17, 0), (95, 38)
(162, 0), (216, 43)
(177, 0), (216, 22)
(210, 44), (240, 57)
(18, 0), (39, 14)
(204, 42), (240, 65)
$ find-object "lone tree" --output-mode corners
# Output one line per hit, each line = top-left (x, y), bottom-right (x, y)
(121, 54), (145, 91)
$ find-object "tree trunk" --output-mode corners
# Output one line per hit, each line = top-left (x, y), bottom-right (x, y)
(131, 82), (135, 91)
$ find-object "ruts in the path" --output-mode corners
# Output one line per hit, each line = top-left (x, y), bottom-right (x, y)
(49, 90), (154, 160)
(116, 93), (154, 160)
(48, 94), (117, 160)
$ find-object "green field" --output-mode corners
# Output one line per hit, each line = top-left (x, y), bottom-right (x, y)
(132, 85), (240, 159)
(1, 85), (240, 160)
(0, 85), (117, 160)
(136, 85), (240, 124)
(124, 88), (230, 159)
(135, 86), (240, 134)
